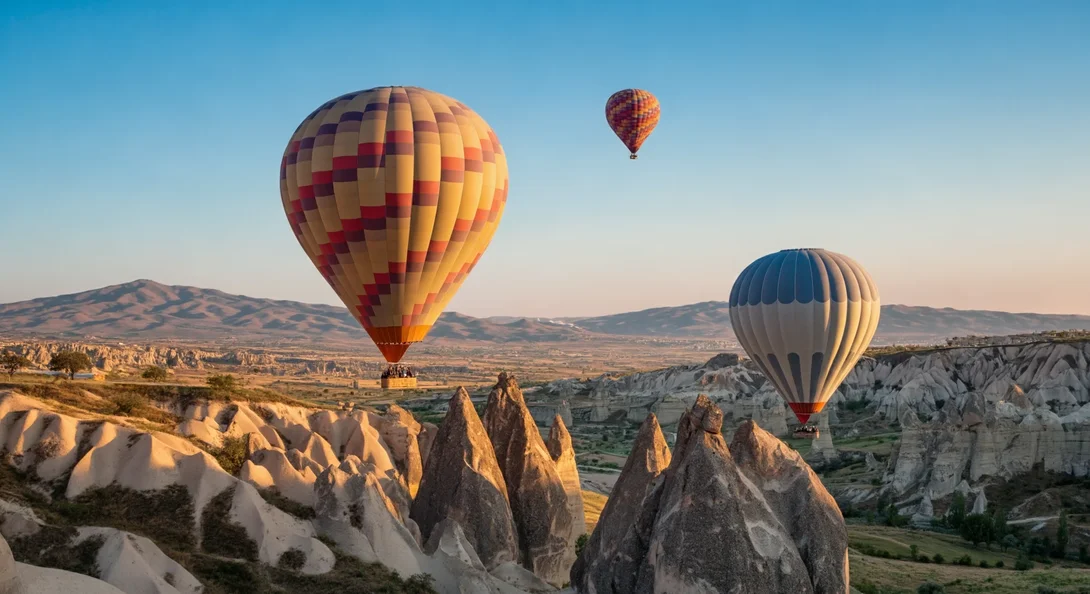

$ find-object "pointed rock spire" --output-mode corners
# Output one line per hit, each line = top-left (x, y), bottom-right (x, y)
(731, 420), (850, 594)
(570, 413), (671, 593)
(482, 373), (576, 586)
(547, 415), (586, 541)
(409, 387), (519, 569)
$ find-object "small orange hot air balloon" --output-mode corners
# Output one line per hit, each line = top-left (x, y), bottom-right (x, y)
(280, 86), (508, 365)
(605, 89), (660, 159)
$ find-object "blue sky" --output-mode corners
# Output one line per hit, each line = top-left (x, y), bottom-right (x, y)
(1, 1), (1088, 317)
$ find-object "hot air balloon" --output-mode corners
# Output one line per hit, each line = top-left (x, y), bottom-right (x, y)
(280, 86), (508, 380)
(605, 89), (660, 159)
(728, 249), (880, 433)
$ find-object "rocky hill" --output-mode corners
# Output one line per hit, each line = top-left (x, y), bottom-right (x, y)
(0, 280), (589, 347)
(0, 374), (850, 593)
(572, 397), (848, 593)
(4, 280), (1090, 346)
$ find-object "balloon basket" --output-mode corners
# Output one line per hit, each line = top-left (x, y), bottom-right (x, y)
(792, 425), (820, 440)
(381, 376), (417, 390)
(629, 153), (638, 160)
(380, 364), (416, 390)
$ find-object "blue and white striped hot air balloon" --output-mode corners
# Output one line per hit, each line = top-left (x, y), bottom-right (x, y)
(728, 248), (880, 426)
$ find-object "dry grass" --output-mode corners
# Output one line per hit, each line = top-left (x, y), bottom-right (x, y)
(582, 489), (608, 533)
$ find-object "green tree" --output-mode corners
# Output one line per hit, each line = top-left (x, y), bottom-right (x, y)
(575, 534), (589, 558)
(141, 366), (168, 382)
(206, 374), (238, 393)
(0, 351), (32, 377)
(48, 351), (93, 380)
(1014, 552), (1034, 571)
(1001, 534), (1019, 552)
(959, 513), (994, 547)
(910, 544), (919, 561)
(946, 491), (967, 529)
(1055, 509), (1069, 559)
(886, 504), (908, 528)
(992, 508), (1008, 544)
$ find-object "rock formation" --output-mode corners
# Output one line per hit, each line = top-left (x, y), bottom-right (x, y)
(410, 388), (519, 569)
(0, 387), (551, 594)
(380, 405), (425, 497)
(884, 397), (1090, 501)
(545, 415), (585, 541)
(731, 420), (850, 593)
(571, 413), (671, 593)
(538, 340), (1090, 436)
(418, 422), (438, 469)
(574, 396), (849, 594)
(0, 533), (22, 594)
(482, 373), (577, 587)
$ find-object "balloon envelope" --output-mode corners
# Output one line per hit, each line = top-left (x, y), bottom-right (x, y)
(280, 86), (508, 363)
(605, 89), (660, 158)
(728, 249), (880, 424)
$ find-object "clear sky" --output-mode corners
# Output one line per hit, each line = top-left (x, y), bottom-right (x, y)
(1, 1), (1088, 317)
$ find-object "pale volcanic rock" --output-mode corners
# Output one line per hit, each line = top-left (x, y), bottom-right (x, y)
(293, 432), (340, 469)
(418, 422), (438, 468)
(0, 392), (335, 576)
(80, 527), (203, 594)
(576, 396), (847, 594)
(808, 413), (838, 462)
(482, 373), (577, 587)
(240, 448), (318, 506)
(380, 404), (424, 497)
(545, 415), (586, 543)
(731, 420), (850, 594)
(631, 396), (813, 594)
(313, 466), (523, 594)
(16, 563), (124, 594)
(411, 388), (519, 570)
(570, 413), (671, 594)
(971, 489), (988, 515)
(0, 534), (22, 594)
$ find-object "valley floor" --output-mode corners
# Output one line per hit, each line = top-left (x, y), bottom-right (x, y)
(850, 551), (1090, 594)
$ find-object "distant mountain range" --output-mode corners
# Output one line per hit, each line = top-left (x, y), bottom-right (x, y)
(2, 280), (1089, 347)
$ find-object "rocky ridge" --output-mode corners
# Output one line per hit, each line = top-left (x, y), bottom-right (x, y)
(0, 383), (569, 593)
(572, 396), (848, 593)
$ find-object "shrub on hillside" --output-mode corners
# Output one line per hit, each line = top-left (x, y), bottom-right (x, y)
(111, 392), (146, 416)
(277, 548), (306, 571)
(1014, 553), (1034, 571)
(142, 366), (168, 382)
(917, 583), (945, 594)
(211, 436), (247, 476)
(206, 374), (239, 393)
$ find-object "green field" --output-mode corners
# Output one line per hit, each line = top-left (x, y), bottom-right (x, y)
(848, 526), (1090, 593)
(849, 525), (1021, 566)
(851, 552), (1090, 594)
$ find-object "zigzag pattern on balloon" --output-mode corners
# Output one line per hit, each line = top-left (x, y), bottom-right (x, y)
(280, 86), (509, 362)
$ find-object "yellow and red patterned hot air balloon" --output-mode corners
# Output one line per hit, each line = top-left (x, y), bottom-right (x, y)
(280, 86), (508, 364)
(605, 89), (660, 159)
